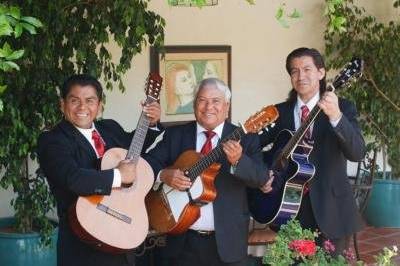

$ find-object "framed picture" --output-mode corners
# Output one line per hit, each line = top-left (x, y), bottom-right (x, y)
(150, 45), (231, 125)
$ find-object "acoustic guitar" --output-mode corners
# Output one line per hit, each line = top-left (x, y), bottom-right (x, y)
(248, 58), (363, 227)
(68, 73), (162, 253)
(146, 105), (279, 234)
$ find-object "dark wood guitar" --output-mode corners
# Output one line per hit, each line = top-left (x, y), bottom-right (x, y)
(146, 105), (279, 234)
(69, 73), (162, 253)
(248, 58), (364, 226)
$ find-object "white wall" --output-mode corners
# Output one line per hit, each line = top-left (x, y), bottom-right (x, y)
(1, 0), (396, 217)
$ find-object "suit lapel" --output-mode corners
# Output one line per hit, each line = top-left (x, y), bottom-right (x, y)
(285, 101), (296, 131)
(182, 121), (197, 150)
(311, 110), (329, 141)
(59, 120), (97, 159)
(95, 121), (117, 151)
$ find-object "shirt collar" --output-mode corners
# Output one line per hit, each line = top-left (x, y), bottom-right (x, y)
(196, 122), (225, 139)
(75, 123), (96, 137)
(296, 91), (320, 112)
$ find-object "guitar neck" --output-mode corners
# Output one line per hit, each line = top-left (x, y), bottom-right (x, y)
(126, 96), (157, 164)
(186, 126), (245, 181)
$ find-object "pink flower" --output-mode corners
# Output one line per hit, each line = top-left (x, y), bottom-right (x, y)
(343, 248), (356, 261)
(323, 239), (336, 254)
(288, 239), (317, 256)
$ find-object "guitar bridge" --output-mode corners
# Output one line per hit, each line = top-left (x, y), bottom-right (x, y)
(96, 203), (132, 224)
(190, 199), (209, 207)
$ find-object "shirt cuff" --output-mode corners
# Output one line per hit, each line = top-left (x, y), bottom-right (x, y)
(149, 124), (160, 131)
(112, 169), (122, 188)
(152, 171), (162, 190)
(330, 112), (343, 128)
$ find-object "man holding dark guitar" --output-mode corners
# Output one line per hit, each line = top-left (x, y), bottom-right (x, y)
(37, 74), (162, 266)
(143, 78), (269, 266)
(258, 47), (366, 256)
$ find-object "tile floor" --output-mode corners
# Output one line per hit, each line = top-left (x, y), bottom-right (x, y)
(355, 226), (400, 265)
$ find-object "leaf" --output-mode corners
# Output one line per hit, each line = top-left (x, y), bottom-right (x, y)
(0, 23), (13, 36)
(0, 84), (7, 94)
(20, 22), (37, 34)
(246, 0), (256, 4)
(1, 60), (20, 71)
(20, 16), (43, 28)
(278, 18), (289, 28)
(14, 23), (22, 38)
(1, 42), (13, 55)
(9, 6), (21, 20)
(288, 9), (302, 19)
(5, 49), (24, 60)
(0, 99), (3, 112)
(275, 6), (284, 20)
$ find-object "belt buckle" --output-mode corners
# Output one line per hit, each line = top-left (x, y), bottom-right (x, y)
(196, 230), (214, 236)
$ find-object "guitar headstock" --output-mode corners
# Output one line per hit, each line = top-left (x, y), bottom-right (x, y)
(145, 73), (163, 100)
(332, 58), (363, 90)
(243, 105), (279, 134)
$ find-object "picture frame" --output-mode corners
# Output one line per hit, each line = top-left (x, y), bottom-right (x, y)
(150, 45), (231, 125)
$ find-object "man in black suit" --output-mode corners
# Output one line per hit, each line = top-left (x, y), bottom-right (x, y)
(259, 47), (366, 255)
(143, 78), (269, 266)
(37, 74), (162, 266)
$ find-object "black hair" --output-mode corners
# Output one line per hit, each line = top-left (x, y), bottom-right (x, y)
(285, 47), (326, 102)
(61, 74), (103, 100)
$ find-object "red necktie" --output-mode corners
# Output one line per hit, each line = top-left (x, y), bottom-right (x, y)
(301, 105), (311, 140)
(300, 106), (311, 195)
(200, 130), (216, 155)
(92, 130), (105, 158)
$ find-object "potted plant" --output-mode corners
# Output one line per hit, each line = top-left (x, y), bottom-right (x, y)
(0, 4), (57, 266)
(0, 1), (165, 265)
(263, 219), (398, 265)
(323, 0), (400, 227)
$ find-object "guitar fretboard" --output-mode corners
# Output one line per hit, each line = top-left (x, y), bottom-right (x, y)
(126, 96), (157, 164)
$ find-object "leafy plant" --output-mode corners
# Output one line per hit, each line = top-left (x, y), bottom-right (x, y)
(0, 4), (42, 112)
(0, 0), (165, 243)
(263, 219), (360, 265)
(324, 0), (400, 178)
(167, 0), (302, 27)
(263, 219), (397, 265)
(275, 3), (302, 28)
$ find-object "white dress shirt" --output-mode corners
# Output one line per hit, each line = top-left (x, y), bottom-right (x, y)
(75, 124), (121, 188)
(190, 122), (225, 231)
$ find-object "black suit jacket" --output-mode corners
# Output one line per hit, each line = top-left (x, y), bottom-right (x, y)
(259, 98), (366, 239)
(143, 121), (267, 263)
(37, 119), (162, 266)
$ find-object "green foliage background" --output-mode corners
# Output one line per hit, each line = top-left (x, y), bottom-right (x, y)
(0, 0), (165, 241)
(324, 0), (400, 178)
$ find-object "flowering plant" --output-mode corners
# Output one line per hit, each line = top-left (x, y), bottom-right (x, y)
(263, 219), (398, 266)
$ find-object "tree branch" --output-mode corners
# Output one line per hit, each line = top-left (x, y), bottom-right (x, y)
(364, 68), (400, 112)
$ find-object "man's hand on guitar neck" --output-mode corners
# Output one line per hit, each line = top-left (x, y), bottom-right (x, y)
(117, 159), (136, 186)
(318, 91), (342, 123)
(142, 101), (161, 127)
(160, 169), (192, 191)
(222, 140), (243, 166)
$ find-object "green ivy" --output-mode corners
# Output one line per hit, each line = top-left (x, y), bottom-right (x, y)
(324, 0), (400, 178)
(0, 0), (165, 243)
